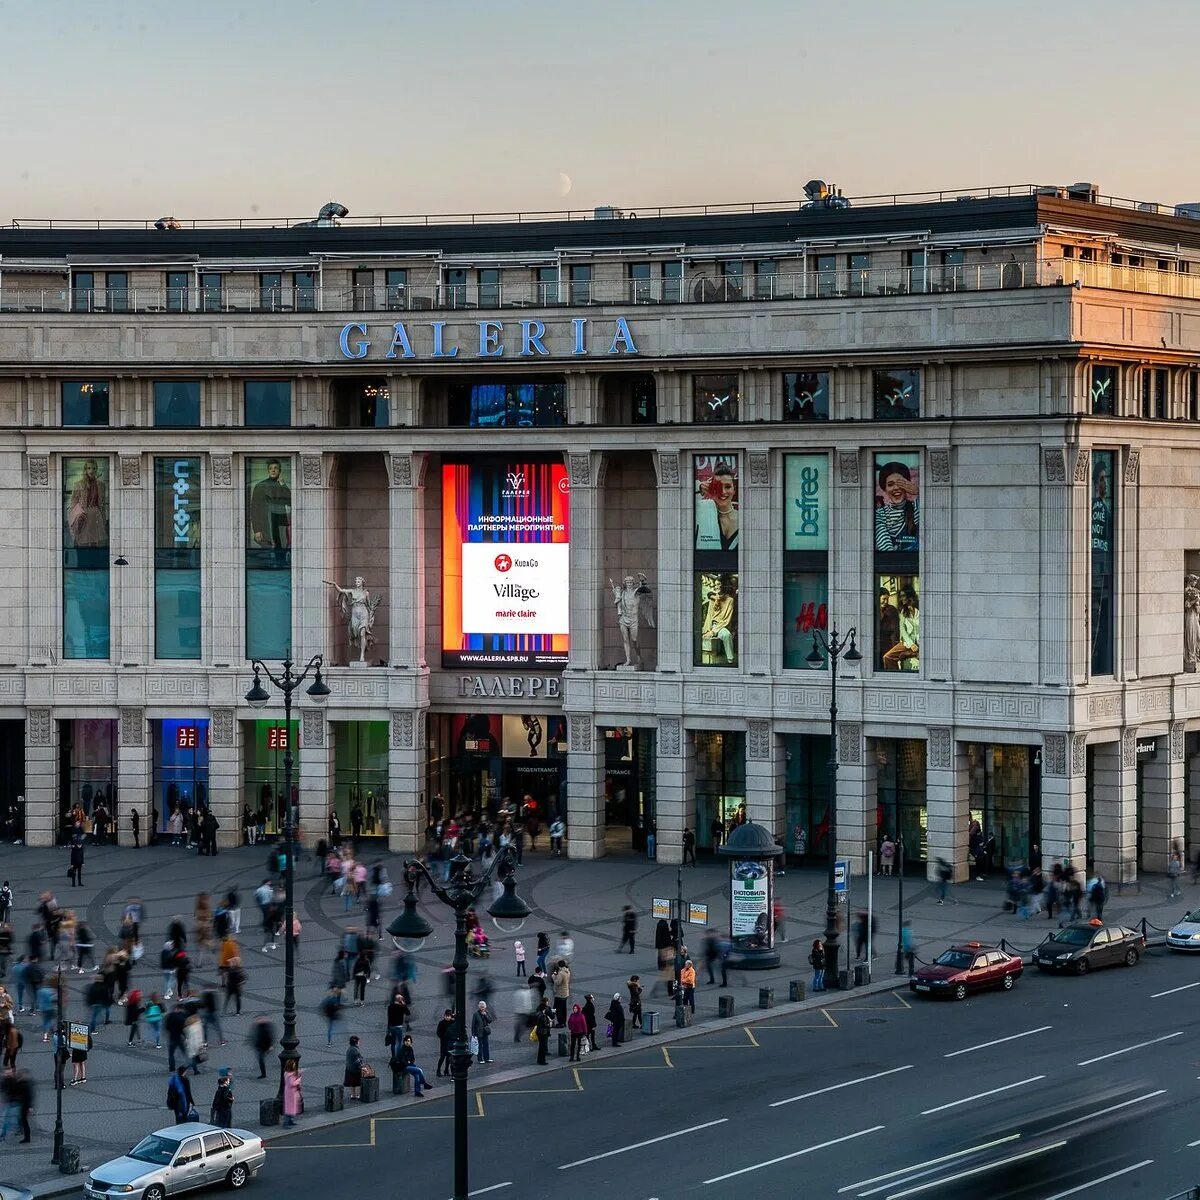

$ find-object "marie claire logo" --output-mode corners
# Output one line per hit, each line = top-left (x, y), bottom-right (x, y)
(494, 554), (513, 573)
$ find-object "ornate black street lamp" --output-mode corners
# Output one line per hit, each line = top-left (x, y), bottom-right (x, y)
(388, 845), (530, 1200)
(807, 627), (862, 989)
(245, 654), (330, 1093)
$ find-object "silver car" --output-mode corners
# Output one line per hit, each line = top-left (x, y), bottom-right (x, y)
(1167, 907), (1200, 951)
(85, 1125), (266, 1200)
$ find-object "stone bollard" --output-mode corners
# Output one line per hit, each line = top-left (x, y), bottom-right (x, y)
(557, 1032), (569, 1058)
(361, 1075), (380, 1103)
(758, 987), (775, 1009)
(60, 1145), (81, 1174)
(324, 1084), (344, 1112)
(788, 980), (806, 1002)
(259, 1097), (280, 1126)
(718, 995), (735, 1018)
(393, 1070), (412, 1096)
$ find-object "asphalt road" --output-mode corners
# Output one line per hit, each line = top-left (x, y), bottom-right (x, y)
(257, 945), (1200, 1200)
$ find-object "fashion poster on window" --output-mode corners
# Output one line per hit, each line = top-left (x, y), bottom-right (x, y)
(694, 455), (740, 553)
(877, 574), (920, 672)
(695, 571), (739, 667)
(873, 453), (921, 554)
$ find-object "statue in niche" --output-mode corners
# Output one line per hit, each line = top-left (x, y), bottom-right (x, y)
(325, 576), (383, 663)
(1186, 574), (1200, 672)
(609, 572), (655, 670)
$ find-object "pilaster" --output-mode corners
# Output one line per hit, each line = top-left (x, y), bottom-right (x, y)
(832, 449), (867, 656)
(1039, 446), (1071, 685)
(388, 708), (424, 853)
(565, 715), (604, 859)
(1092, 733), (1138, 883)
(209, 454), (239, 663)
(653, 718), (689, 864)
(654, 451), (686, 673)
(115, 453), (148, 665)
(27, 454), (55, 664)
(1039, 732), (1087, 866)
(745, 719), (783, 837)
(294, 453), (327, 663)
(117, 706), (150, 845)
(836, 720), (874, 875)
(925, 729), (968, 881)
(209, 708), (241, 847)
(740, 451), (772, 672)
(923, 447), (951, 679)
(388, 452), (428, 668)
(1140, 724), (1185, 871)
(567, 452), (604, 670)
(25, 707), (56, 847)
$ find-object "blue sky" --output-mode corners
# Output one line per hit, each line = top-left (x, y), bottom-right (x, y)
(2, 0), (1197, 221)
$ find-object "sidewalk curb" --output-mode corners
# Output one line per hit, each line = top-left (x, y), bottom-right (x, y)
(30, 973), (905, 1199)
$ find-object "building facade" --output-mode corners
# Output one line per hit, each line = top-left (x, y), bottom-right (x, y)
(3, 184), (1200, 881)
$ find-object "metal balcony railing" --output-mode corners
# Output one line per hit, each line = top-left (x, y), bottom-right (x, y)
(1, 259), (1199, 315)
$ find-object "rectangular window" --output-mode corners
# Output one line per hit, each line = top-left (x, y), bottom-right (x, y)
(385, 268), (407, 311)
(694, 374), (740, 423)
(1090, 450), (1116, 675)
(662, 260), (683, 303)
(294, 270), (316, 312)
(72, 271), (94, 312)
(244, 380), (291, 428)
(720, 260), (744, 299)
(1156, 368), (1169, 419)
(63, 457), (111, 660)
(62, 381), (109, 427)
(874, 452), (921, 555)
(478, 268), (501, 308)
(873, 368), (921, 420)
(784, 453), (831, 668)
(784, 371), (829, 422)
(154, 381), (201, 427)
(1090, 365), (1117, 416)
(259, 272), (282, 312)
(1191, 372), (1200, 422)
(848, 253), (870, 297)
(906, 250), (928, 293)
(106, 272), (129, 313)
(631, 377), (657, 424)
(154, 457), (201, 659)
(939, 249), (964, 290)
(246, 457), (292, 659)
(1141, 368), (1168, 419)
(200, 272), (222, 312)
(629, 262), (653, 304)
(353, 269), (375, 311)
(784, 572), (829, 668)
(815, 254), (837, 297)
(877, 574), (920, 672)
(446, 380), (565, 428)
(61, 719), (117, 834)
(444, 268), (467, 309)
(166, 270), (190, 313)
(536, 266), (560, 305)
(568, 264), (593, 305)
(332, 721), (390, 833)
(695, 571), (739, 666)
(153, 718), (210, 834)
(694, 455), (739, 669)
(754, 259), (777, 300)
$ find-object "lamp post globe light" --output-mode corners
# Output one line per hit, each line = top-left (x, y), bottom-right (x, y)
(244, 653), (330, 1096)
(388, 845), (530, 1200)
(807, 628), (861, 989)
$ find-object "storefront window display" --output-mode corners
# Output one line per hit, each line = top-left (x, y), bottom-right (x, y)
(783, 573), (828, 669)
(694, 455), (740, 669)
(59, 718), (117, 839)
(875, 738), (927, 866)
(154, 719), (210, 835)
(243, 720), (299, 838)
(783, 733), (832, 858)
(966, 743), (1037, 869)
(695, 572), (739, 666)
(154, 457), (201, 659)
(873, 453), (921, 554)
(876, 574), (920, 672)
(332, 722), (389, 836)
(63, 457), (111, 660)
(245, 457), (292, 659)
(695, 730), (746, 850)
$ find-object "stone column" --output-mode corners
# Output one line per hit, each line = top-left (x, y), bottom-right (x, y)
(1139, 724), (1185, 872)
(388, 453), (428, 668)
(208, 708), (241, 849)
(386, 375), (418, 428)
(117, 707), (151, 846)
(654, 718), (690, 865)
(925, 728), (969, 881)
(832, 449), (868, 657)
(565, 715), (604, 859)
(566, 371), (600, 426)
(567, 452), (604, 671)
(1091, 733), (1138, 883)
(1039, 732), (1087, 867)
(1038, 447), (1071, 685)
(652, 369), (682, 425)
(294, 453), (328, 664)
(740, 452), (773, 672)
(298, 708), (333, 845)
(923, 448), (952, 680)
(114, 455), (149, 665)
(836, 721), (875, 876)
(25, 707), (56, 847)
(388, 708), (425, 853)
(654, 451), (687, 674)
(208, 454), (239, 664)
(745, 719), (784, 837)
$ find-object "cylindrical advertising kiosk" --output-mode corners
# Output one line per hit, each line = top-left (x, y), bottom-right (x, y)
(718, 821), (782, 969)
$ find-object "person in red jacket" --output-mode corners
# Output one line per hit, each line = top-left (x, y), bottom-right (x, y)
(566, 1003), (588, 1062)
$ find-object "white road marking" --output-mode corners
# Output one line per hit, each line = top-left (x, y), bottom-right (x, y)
(942, 1025), (1052, 1058)
(1044, 1089), (1165, 1135)
(883, 1141), (1067, 1199)
(1040, 1159), (1154, 1199)
(1077, 1031), (1182, 1066)
(769, 1064), (913, 1107)
(443, 1185), (513, 1199)
(558, 1118), (728, 1170)
(702, 1126), (885, 1185)
(919, 1075), (1045, 1116)
(1151, 980), (1200, 998)
(837, 1136), (1020, 1193)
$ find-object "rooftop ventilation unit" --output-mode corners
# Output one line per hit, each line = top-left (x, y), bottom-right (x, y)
(292, 201), (349, 229)
(802, 180), (851, 210)
(154, 216), (182, 231)
(1066, 181), (1099, 203)
(594, 206), (623, 219)
(1136, 202), (1162, 214)
(1176, 204), (1200, 221)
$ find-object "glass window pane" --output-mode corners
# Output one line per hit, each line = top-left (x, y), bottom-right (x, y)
(694, 374), (740, 423)
(166, 271), (190, 312)
(63, 381), (110, 427)
(783, 572), (829, 668)
(294, 271), (316, 313)
(536, 266), (560, 304)
(72, 272), (94, 312)
(200, 273), (222, 312)
(877, 574), (920, 672)
(63, 457), (110, 552)
(385, 269), (407, 310)
(873, 368), (921, 420)
(245, 381), (291, 428)
(64, 570), (110, 659)
(1090, 451), (1116, 675)
(153, 381), (201, 427)
(695, 571), (739, 667)
(784, 371), (829, 421)
(246, 569), (292, 659)
(107, 272), (129, 312)
(155, 570), (201, 659)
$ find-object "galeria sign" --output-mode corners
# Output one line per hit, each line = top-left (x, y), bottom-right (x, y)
(338, 317), (638, 360)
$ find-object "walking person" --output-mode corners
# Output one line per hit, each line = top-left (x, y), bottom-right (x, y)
(144, 994), (163, 1049)
(899, 921), (916, 975)
(321, 985), (345, 1045)
(567, 1003), (587, 1061)
(535, 930), (549, 974)
(223, 958), (245, 1015)
(210, 1069), (234, 1129)
(130, 808), (140, 849)
(618, 905), (637, 954)
(1089, 874), (1108, 919)
(683, 826), (697, 866)
(435, 1009), (454, 1077)
(935, 857), (956, 904)
(604, 993), (626, 1046)
(471, 1000), (492, 1064)
(167, 1064), (195, 1124)
(124, 988), (144, 1045)
(680, 960), (696, 1013)
(1169, 851), (1183, 900)
(809, 938), (826, 992)
(352, 950), (371, 1007)
(249, 1017), (275, 1079)
(69, 840), (85, 887)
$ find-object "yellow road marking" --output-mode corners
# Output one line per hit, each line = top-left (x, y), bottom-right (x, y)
(893, 990), (912, 1009)
(573, 1067), (583, 1090)
(662, 1045), (673, 1068)
(745, 1026), (759, 1047)
(823, 1008), (839, 1028)
(476, 1091), (486, 1117)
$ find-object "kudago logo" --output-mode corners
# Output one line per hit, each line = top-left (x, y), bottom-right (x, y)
(494, 554), (513, 573)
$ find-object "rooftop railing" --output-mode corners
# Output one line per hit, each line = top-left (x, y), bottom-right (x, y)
(1, 259), (1197, 316)
(3, 184), (1191, 231)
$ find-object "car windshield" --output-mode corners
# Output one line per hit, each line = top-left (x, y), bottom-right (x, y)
(128, 1134), (178, 1166)
(1182, 911), (1200, 923)
(1051, 927), (1094, 946)
(934, 950), (973, 969)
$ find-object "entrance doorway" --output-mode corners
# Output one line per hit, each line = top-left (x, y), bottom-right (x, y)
(602, 727), (655, 855)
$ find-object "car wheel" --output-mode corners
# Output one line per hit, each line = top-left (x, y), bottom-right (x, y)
(1074, 958), (1089, 975)
(1124, 947), (1140, 967)
(953, 983), (967, 1001)
(143, 1187), (166, 1200)
(1002, 973), (1015, 990)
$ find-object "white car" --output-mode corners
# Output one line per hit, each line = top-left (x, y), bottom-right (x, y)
(85, 1125), (266, 1200)
(1167, 908), (1200, 951)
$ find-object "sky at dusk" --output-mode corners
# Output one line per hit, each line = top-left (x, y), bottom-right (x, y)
(2, 0), (1198, 224)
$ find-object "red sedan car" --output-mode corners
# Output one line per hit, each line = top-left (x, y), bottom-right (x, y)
(910, 941), (1023, 1001)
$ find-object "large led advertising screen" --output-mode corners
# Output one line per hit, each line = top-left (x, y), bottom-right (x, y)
(442, 457), (570, 667)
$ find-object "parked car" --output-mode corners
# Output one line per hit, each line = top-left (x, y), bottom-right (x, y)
(909, 942), (1023, 1001)
(1, 1184), (35, 1200)
(1032, 920), (1144, 974)
(1166, 908), (1200, 951)
(85, 1125), (265, 1200)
